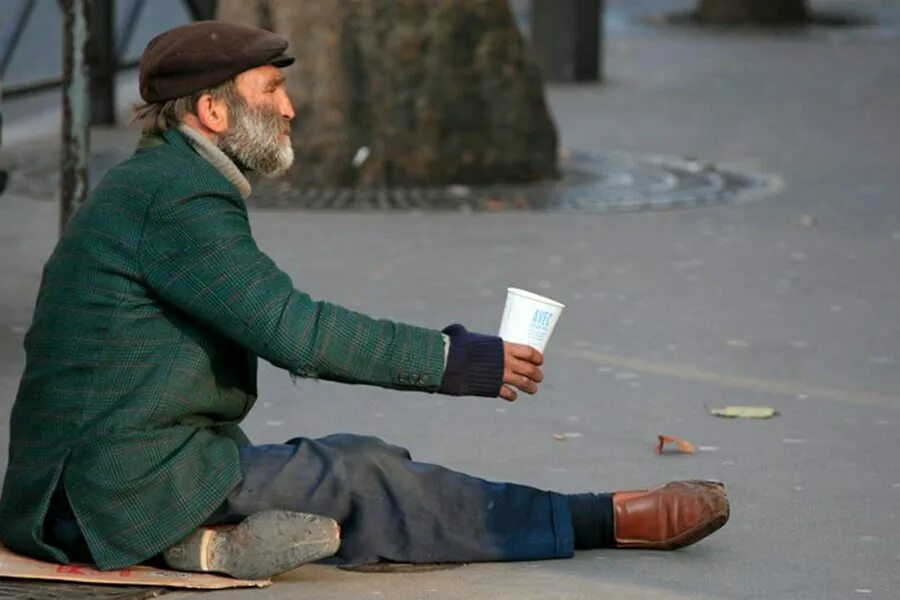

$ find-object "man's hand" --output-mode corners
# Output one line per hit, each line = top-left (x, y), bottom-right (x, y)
(500, 342), (544, 401)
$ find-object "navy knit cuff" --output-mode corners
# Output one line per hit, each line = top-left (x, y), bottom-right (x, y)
(439, 324), (504, 397)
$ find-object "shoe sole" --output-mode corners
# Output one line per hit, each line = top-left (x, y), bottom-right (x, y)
(166, 511), (340, 580)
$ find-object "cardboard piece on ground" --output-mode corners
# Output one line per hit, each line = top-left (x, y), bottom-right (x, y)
(0, 544), (270, 590)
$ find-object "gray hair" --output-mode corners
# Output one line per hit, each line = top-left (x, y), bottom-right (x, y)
(132, 78), (242, 134)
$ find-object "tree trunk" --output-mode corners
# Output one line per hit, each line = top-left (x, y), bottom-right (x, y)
(695, 0), (809, 24)
(218, 0), (559, 187)
(216, 0), (272, 28)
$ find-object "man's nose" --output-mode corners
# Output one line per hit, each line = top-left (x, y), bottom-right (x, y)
(278, 89), (295, 122)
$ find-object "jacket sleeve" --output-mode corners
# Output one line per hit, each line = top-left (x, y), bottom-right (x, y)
(439, 325), (504, 397)
(137, 189), (445, 391)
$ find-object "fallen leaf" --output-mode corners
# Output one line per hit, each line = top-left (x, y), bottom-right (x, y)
(709, 406), (780, 419)
(656, 434), (695, 455)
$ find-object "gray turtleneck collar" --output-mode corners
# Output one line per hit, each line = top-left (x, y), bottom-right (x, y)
(178, 124), (251, 200)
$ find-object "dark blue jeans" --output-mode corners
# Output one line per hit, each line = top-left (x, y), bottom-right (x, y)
(205, 433), (574, 565)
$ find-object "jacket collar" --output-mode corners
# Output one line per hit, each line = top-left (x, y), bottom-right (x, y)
(176, 125), (251, 200)
(139, 128), (252, 200)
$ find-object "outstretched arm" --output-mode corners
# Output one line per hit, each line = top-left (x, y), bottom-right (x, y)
(139, 189), (445, 391)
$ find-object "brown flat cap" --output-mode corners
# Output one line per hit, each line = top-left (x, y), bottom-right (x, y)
(139, 21), (294, 103)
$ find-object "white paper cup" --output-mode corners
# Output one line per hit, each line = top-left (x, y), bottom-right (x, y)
(498, 288), (565, 353)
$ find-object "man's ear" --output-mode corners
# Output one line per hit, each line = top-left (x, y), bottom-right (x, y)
(195, 94), (229, 135)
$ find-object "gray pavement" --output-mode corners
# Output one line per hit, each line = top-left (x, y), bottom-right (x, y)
(1, 1), (900, 598)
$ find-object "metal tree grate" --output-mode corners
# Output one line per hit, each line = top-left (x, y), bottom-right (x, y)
(7, 146), (780, 213)
(247, 150), (780, 212)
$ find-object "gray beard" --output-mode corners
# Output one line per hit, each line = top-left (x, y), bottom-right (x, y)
(218, 104), (294, 176)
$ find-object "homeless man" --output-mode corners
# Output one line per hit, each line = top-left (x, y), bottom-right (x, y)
(0, 22), (729, 580)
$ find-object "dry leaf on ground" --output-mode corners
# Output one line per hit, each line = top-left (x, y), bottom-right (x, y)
(656, 434), (696, 455)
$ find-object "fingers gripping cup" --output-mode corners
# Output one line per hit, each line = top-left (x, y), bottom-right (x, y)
(498, 288), (565, 353)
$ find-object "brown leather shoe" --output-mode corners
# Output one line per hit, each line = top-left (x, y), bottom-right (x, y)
(612, 480), (729, 550)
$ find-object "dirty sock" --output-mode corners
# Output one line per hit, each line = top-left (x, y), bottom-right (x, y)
(567, 493), (614, 549)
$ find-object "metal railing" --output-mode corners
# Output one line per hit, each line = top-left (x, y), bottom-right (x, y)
(0, 0), (216, 223)
(0, 0), (217, 103)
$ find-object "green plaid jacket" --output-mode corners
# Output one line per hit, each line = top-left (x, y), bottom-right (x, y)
(0, 129), (446, 570)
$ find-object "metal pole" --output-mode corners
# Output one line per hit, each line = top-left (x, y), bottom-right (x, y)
(576, 0), (603, 82)
(531, 0), (603, 82)
(62, 0), (90, 232)
(0, 75), (7, 197)
(183, 0), (218, 21)
(88, 0), (116, 125)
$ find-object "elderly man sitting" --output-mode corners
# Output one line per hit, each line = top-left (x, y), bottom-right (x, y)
(0, 22), (728, 580)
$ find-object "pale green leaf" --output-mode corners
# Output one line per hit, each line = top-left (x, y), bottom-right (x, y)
(709, 405), (779, 419)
